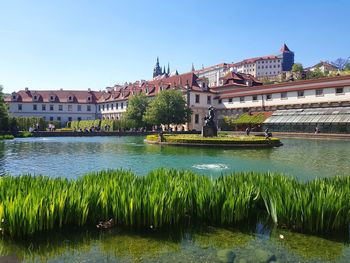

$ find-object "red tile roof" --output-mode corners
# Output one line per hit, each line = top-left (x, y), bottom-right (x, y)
(231, 55), (279, 67)
(6, 89), (103, 104)
(216, 75), (350, 99)
(280, 43), (291, 53)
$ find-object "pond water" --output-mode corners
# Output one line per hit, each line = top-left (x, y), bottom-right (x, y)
(1, 136), (350, 179)
(1, 225), (349, 263)
(1, 136), (350, 262)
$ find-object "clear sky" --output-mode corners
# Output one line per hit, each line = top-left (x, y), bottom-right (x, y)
(1, 0), (349, 93)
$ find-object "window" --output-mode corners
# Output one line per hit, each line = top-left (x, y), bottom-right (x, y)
(252, 95), (258, 101)
(59, 105), (63, 111)
(87, 105), (91, 112)
(107, 104), (109, 110)
(57, 117), (61, 121)
(116, 103), (119, 109)
(50, 117), (54, 121)
(33, 95), (38, 101)
(228, 98), (233, 103)
(50, 96), (55, 102)
(78, 117), (82, 121)
(111, 104), (114, 110)
(50, 105), (54, 111)
(77, 105), (82, 111)
(266, 94), (272, 100)
(68, 117), (72, 122)
(195, 94), (200, 103)
(87, 97), (91, 102)
(195, 114), (199, 124)
(297, 91), (304, 97)
(240, 97), (245, 103)
(33, 104), (37, 111)
(42, 104), (46, 111)
(207, 95), (211, 104)
(98, 105), (101, 111)
(336, 88), (344, 94)
(121, 102), (124, 109)
(68, 105), (72, 111)
(316, 89), (323, 96)
(218, 99), (222, 104)
(68, 96), (73, 102)
(18, 104), (22, 110)
(281, 92), (287, 99)
(102, 105), (105, 111)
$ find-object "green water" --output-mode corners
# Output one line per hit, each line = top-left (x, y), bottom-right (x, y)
(1, 226), (349, 263)
(1, 136), (350, 262)
(1, 136), (350, 179)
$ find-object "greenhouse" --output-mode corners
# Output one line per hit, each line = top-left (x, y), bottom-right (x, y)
(264, 107), (350, 133)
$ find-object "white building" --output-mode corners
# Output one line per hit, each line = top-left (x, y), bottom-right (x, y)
(6, 88), (101, 124)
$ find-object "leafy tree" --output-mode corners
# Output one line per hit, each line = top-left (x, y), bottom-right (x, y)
(292, 63), (304, 73)
(143, 89), (192, 127)
(344, 62), (350, 71)
(0, 85), (9, 131)
(123, 93), (149, 128)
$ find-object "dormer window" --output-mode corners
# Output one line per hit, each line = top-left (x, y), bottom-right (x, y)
(50, 95), (55, 102)
(12, 93), (17, 101)
(68, 96), (73, 102)
(33, 95), (38, 101)
(87, 96), (91, 102)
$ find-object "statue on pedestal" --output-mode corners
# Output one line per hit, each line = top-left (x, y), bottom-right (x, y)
(202, 106), (217, 137)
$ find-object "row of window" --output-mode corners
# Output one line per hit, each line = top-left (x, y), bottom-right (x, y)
(27, 95), (92, 102)
(195, 94), (212, 104)
(220, 88), (345, 104)
(99, 102), (126, 111)
(18, 104), (92, 112)
(257, 65), (280, 69)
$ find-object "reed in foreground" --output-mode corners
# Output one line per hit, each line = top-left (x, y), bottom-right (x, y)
(0, 169), (349, 237)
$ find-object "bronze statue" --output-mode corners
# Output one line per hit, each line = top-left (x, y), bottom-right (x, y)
(204, 106), (215, 128)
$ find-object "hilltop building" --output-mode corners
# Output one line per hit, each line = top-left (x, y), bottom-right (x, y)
(231, 44), (294, 78)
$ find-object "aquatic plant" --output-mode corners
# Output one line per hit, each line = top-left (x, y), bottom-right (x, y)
(0, 135), (15, 140)
(0, 169), (349, 237)
(146, 134), (281, 146)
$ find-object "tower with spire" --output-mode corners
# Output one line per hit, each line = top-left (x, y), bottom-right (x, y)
(152, 57), (171, 78)
(153, 57), (163, 78)
(279, 43), (294, 71)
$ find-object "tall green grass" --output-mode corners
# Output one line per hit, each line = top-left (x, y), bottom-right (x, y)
(0, 169), (349, 237)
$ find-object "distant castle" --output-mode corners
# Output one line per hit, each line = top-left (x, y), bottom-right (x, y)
(153, 57), (175, 78)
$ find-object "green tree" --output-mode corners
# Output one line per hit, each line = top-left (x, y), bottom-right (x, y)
(0, 85), (9, 131)
(344, 62), (350, 71)
(143, 89), (192, 127)
(292, 63), (304, 73)
(123, 93), (149, 128)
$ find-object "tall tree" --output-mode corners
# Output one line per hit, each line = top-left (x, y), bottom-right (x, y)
(123, 93), (149, 128)
(143, 89), (192, 127)
(292, 63), (304, 73)
(0, 85), (9, 131)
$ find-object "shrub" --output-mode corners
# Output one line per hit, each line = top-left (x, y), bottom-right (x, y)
(0, 134), (15, 140)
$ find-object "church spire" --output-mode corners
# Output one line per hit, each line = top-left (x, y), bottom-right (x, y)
(191, 63), (195, 72)
(167, 63), (170, 75)
(153, 56), (162, 78)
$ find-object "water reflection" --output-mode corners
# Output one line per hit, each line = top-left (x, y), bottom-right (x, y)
(0, 142), (5, 176)
(0, 226), (349, 263)
(1, 137), (350, 179)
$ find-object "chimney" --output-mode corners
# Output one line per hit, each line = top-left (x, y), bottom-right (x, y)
(25, 87), (29, 92)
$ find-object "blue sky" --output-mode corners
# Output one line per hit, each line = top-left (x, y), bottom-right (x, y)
(1, 0), (349, 93)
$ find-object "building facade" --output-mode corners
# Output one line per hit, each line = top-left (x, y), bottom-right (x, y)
(6, 73), (350, 132)
(231, 44), (294, 78)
